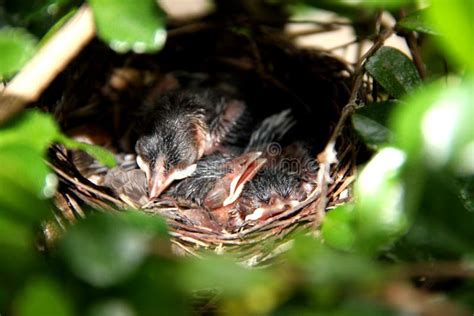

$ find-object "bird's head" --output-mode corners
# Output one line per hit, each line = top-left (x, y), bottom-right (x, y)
(135, 119), (207, 199)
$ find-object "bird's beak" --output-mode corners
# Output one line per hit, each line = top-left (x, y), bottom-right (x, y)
(204, 151), (267, 209)
(148, 163), (197, 200)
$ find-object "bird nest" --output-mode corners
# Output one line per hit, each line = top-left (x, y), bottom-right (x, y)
(39, 16), (359, 265)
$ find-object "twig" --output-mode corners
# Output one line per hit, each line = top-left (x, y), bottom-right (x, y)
(287, 25), (339, 38)
(404, 31), (426, 79)
(0, 5), (95, 123)
(314, 26), (395, 223)
(398, 10), (426, 80)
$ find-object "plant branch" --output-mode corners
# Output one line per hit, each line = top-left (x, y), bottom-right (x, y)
(0, 5), (95, 124)
(314, 26), (395, 223)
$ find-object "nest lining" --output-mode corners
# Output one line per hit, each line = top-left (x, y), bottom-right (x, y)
(40, 17), (359, 264)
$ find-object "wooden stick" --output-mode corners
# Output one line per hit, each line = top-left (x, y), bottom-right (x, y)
(0, 5), (95, 123)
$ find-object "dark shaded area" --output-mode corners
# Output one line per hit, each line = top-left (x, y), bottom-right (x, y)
(36, 17), (351, 156)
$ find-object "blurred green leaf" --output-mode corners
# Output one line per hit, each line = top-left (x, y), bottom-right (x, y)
(179, 255), (276, 296)
(57, 134), (117, 168)
(0, 27), (37, 78)
(0, 145), (57, 199)
(13, 277), (74, 316)
(60, 213), (154, 287)
(398, 9), (438, 35)
(288, 236), (381, 283)
(365, 46), (422, 98)
(0, 216), (37, 273)
(393, 172), (474, 260)
(353, 147), (408, 253)
(0, 110), (116, 167)
(3, 0), (76, 37)
(125, 260), (189, 316)
(457, 176), (474, 212)
(427, 0), (474, 71)
(0, 145), (53, 222)
(119, 211), (168, 236)
(38, 7), (77, 47)
(88, 299), (136, 316)
(88, 0), (167, 54)
(391, 79), (474, 175)
(0, 176), (50, 224)
(322, 204), (357, 252)
(352, 101), (398, 149)
(0, 110), (58, 153)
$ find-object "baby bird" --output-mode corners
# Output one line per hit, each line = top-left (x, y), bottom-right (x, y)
(234, 143), (318, 224)
(135, 89), (250, 199)
(165, 151), (266, 209)
(164, 109), (295, 217)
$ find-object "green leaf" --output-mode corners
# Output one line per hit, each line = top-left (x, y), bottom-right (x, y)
(0, 145), (53, 222)
(13, 277), (74, 316)
(0, 216), (37, 273)
(391, 78), (474, 175)
(38, 8), (78, 47)
(287, 235), (381, 286)
(322, 204), (357, 252)
(0, 109), (116, 167)
(393, 172), (474, 260)
(0, 110), (59, 153)
(427, 0), (474, 71)
(0, 27), (37, 78)
(87, 299), (136, 316)
(457, 176), (474, 212)
(57, 134), (117, 168)
(88, 0), (167, 54)
(179, 255), (276, 296)
(398, 9), (438, 35)
(119, 211), (168, 236)
(0, 145), (57, 199)
(352, 101), (398, 149)
(365, 46), (422, 99)
(60, 213), (154, 287)
(353, 147), (409, 253)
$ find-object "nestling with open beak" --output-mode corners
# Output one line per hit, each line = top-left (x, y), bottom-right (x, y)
(135, 89), (250, 199)
(163, 109), (295, 206)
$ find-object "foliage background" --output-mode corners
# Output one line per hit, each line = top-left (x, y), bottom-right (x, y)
(0, 0), (473, 315)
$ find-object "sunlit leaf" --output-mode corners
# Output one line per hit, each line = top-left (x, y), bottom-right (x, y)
(322, 204), (357, 251)
(0, 145), (53, 223)
(427, 0), (474, 71)
(60, 213), (153, 287)
(366, 46), (422, 98)
(391, 79), (474, 175)
(398, 9), (438, 35)
(352, 101), (398, 149)
(13, 277), (74, 316)
(0, 110), (58, 153)
(0, 27), (37, 78)
(0, 145), (57, 199)
(353, 147), (408, 253)
(88, 0), (167, 53)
